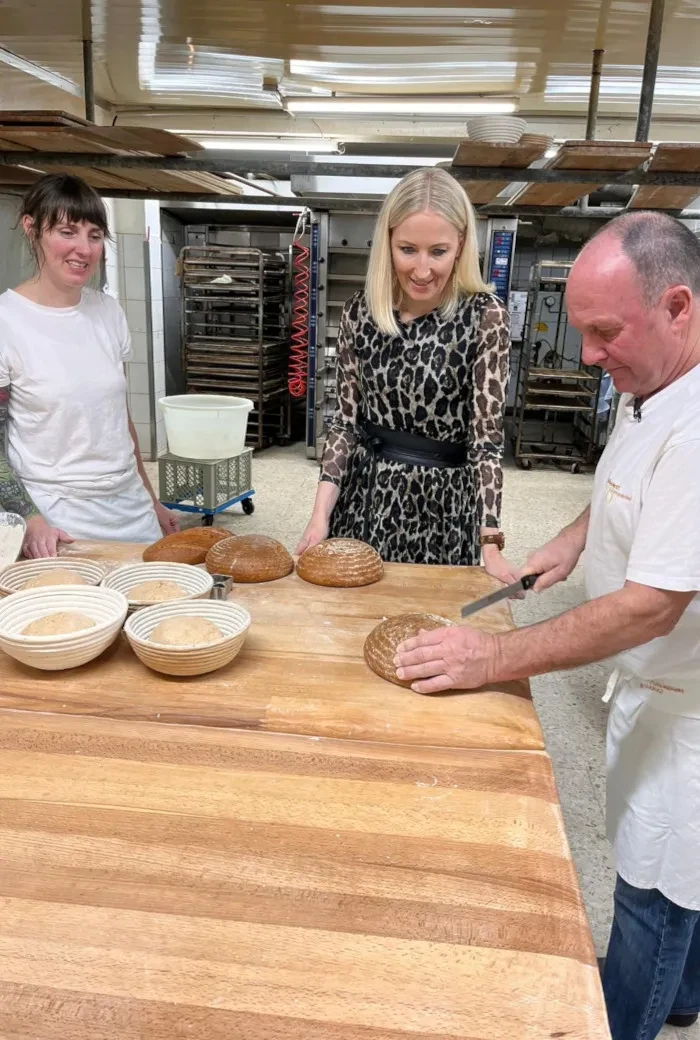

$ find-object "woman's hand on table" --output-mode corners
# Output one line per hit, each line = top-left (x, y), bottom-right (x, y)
(481, 545), (524, 596)
(154, 502), (180, 536)
(394, 625), (498, 694)
(22, 516), (74, 558)
(296, 517), (329, 555)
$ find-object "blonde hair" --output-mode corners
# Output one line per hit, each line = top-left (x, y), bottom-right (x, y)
(365, 167), (492, 336)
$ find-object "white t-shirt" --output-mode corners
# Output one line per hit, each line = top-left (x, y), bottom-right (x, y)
(0, 287), (160, 543)
(0, 287), (138, 494)
(584, 364), (700, 908)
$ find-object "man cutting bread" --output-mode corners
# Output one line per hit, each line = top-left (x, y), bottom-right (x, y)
(395, 211), (700, 1040)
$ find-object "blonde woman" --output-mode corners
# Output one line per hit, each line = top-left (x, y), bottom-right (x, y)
(297, 167), (516, 579)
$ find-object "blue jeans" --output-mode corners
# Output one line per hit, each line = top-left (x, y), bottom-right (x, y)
(604, 875), (700, 1039)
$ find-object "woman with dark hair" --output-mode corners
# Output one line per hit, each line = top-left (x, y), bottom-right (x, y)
(0, 173), (177, 557)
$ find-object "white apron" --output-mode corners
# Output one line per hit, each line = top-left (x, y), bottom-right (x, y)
(0, 288), (162, 546)
(25, 476), (162, 545)
(585, 366), (700, 910)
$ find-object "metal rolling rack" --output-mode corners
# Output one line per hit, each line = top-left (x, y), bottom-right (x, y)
(180, 245), (292, 451)
(512, 260), (603, 472)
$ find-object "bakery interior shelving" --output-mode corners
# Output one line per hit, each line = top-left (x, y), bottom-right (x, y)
(160, 208), (299, 452)
(511, 260), (605, 472)
(180, 244), (291, 451)
(309, 212), (375, 459)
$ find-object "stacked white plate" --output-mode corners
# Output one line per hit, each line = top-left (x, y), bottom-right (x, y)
(101, 561), (214, 613)
(0, 586), (128, 671)
(124, 599), (251, 676)
(467, 116), (527, 145)
(0, 557), (107, 596)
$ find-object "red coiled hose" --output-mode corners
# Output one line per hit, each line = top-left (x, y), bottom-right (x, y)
(288, 240), (310, 399)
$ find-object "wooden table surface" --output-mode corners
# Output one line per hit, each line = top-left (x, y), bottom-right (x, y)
(0, 710), (610, 1040)
(0, 539), (545, 753)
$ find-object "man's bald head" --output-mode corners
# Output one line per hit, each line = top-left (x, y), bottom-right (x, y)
(567, 211), (700, 396)
(586, 211), (700, 305)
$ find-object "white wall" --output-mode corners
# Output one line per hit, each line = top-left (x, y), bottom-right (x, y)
(0, 197), (33, 292)
(106, 199), (169, 460)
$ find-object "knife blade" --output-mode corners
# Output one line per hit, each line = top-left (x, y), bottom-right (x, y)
(460, 573), (539, 619)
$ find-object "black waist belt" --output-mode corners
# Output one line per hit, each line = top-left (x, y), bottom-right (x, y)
(354, 418), (466, 540)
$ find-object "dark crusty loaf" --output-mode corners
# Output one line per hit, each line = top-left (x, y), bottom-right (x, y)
(143, 527), (230, 566)
(297, 538), (383, 588)
(205, 534), (294, 583)
(364, 613), (455, 688)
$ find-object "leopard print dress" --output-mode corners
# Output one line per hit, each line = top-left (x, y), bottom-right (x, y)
(320, 290), (510, 566)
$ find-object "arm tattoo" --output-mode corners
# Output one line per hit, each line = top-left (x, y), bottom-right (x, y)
(0, 386), (39, 518)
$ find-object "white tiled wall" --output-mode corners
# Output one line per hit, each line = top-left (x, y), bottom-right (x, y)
(104, 199), (172, 459)
(118, 228), (153, 457)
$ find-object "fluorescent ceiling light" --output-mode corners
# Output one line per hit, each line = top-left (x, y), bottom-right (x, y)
(287, 59), (524, 88)
(286, 97), (517, 116)
(192, 136), (339, 153)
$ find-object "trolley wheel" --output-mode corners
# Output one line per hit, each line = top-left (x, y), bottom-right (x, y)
(242, 498), (255, 515)
(201, 514), (215, 527)
(518, 458), (532, 471)
(571, 463), (581, 474)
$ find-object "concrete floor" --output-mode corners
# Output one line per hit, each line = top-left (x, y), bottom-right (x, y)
(149, 444), (695, 1039)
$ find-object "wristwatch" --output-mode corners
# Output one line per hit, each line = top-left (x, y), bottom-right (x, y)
(479, 532), (505, 551)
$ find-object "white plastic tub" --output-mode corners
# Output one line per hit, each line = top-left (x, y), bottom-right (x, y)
(158, 394), (253, 460)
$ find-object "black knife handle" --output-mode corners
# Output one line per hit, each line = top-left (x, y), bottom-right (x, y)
(521, 573), (540, 591)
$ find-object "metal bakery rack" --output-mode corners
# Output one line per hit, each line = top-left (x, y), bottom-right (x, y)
(180, 245), (292, 450)
(512, 260), (604, 472)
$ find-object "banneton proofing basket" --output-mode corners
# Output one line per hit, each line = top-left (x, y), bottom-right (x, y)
(0, 557), (107, 597)
(0, 585), (128, 671)
(124, 598), (251, 676)
(100, 561), (214, 613)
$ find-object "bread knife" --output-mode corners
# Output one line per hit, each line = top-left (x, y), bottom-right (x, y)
(461, 573), (539, 619)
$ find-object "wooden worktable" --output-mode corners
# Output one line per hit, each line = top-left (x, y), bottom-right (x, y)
(0, 538), (609, 1038)
(0, 710), (609, 1040)
(0, 539), (544, 752)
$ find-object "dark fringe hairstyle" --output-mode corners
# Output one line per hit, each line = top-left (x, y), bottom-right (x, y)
(20, 173), (110, 240)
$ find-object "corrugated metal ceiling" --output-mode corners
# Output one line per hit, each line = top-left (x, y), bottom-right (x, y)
(1, 0), (699, 129)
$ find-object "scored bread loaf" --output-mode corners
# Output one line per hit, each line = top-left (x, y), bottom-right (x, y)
(143, 527), (230, 566)
(364, 613), (455, 688)
(205, 534), (294, 583)
(297, 538), (383, 588)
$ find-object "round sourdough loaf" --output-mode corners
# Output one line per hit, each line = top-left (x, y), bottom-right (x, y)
(143, 527), (230, 566)
(364, 613), (455, 688)
(205, 535), (294, 583)
(297, 538), (383, 588)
